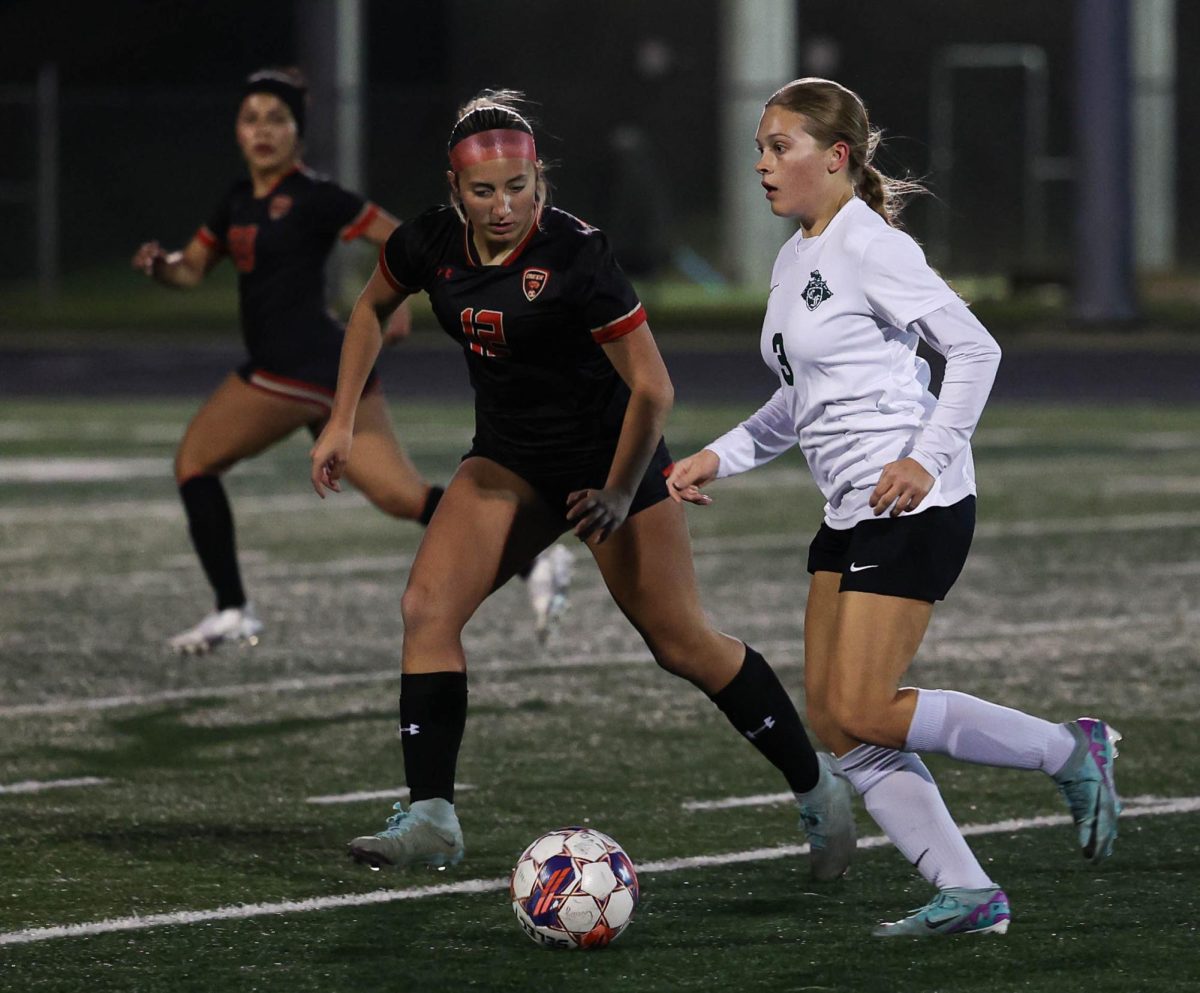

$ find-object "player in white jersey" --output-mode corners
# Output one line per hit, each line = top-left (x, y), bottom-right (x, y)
(668, 78), (1122, 937)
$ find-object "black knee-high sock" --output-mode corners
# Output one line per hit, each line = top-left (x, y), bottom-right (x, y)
(418, 485), (444, 526)
(709, 645), (820, 793)
(400, 671), (468, 802)
(179, 475), (245, 611)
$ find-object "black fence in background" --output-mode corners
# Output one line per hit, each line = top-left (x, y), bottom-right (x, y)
(2, 0), (1197, 285)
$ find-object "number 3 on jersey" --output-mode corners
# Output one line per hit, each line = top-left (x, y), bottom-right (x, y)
(460, 308), (509, 358)
(772, 332), (794, 385)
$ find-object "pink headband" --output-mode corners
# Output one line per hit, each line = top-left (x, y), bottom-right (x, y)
(448, 128), (537, 172)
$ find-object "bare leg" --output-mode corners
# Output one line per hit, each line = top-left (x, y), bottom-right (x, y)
(175, 373), (318, 484)
(339, 387), (433, 522)
(400, 457), (563, 674)
(172, 374), (317, 627)
(589, 499), (821, 796)
(388, 456), (563, 815)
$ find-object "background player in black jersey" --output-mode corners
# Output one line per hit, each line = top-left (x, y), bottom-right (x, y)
(309, 90), (854, 877)
(132, 68), (485, 654)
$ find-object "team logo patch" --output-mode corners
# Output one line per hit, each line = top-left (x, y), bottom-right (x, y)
(522, 267), (549, 302)
(803, 270), (832, 311)
(268, 194), (293, 221)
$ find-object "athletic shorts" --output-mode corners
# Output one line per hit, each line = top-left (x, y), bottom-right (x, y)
(465, 438), (674, 525)
(237, 362), (380, 415)
(806, 496), (976, 603)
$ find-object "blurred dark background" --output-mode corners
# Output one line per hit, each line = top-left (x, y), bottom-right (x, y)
(0, 0), (1195, 318)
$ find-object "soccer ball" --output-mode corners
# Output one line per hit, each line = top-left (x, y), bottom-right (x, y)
(509, 827), (639, 949)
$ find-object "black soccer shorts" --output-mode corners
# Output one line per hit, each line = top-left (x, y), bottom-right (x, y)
(806, 496), (976, 603)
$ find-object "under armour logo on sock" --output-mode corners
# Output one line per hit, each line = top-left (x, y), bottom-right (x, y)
(745, 715), (775, 741)
(398, 723), (421, 737)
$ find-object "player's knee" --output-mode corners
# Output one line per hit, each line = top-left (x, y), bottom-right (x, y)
(175, 443), (232, 485)
(827, 693), (889, 746)
(806, 699), (841, 748)
(174, 453), (210, 486)
(400, 580), (461, 638)
(648, 630), (720, 684)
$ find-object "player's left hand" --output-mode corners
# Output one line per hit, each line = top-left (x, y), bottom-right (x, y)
(870, 457), (934, 517)
(565, 487), (633, 545)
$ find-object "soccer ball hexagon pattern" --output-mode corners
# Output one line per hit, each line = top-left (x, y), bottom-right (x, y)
(509, 827), (639, 949)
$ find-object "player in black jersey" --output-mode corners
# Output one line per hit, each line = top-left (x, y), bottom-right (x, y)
(309, 90), (854, 879)
(132, 68), (442, 654)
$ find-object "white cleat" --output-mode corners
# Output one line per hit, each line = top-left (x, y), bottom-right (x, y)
(168, 602), (263, 654)
(348, 799), (465, 870)
(527, 544), (573, 644)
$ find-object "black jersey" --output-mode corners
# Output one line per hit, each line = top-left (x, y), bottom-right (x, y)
(197, 166), (377, 382)
(380, 206), (647, 473)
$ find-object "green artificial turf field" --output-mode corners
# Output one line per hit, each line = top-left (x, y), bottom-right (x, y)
(1, 398), (1198, 992)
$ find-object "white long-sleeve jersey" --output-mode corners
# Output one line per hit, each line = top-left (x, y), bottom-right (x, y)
(706, 196), (1002, 529)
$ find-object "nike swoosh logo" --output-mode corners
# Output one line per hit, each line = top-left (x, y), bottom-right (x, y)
(848, 562), (879, 572)
(925, 914), (960, 929)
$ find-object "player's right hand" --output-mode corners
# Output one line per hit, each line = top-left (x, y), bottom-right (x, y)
(310, 424), (354, 498)
(665, 449), (720, 506)
(131, 240), (165, 276)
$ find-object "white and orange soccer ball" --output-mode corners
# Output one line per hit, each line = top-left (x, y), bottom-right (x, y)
(509, 827), (639, 949)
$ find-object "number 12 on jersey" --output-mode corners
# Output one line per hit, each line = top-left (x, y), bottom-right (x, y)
(772, 332), (794, 385)
(460, 308), (510, 358)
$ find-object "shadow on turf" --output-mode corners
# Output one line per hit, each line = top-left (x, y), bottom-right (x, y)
(41, 700), (399, 774)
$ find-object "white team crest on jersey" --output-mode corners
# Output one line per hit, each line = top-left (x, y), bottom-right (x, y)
(803, 270), (832, 311)
(522, 267), (549, 301)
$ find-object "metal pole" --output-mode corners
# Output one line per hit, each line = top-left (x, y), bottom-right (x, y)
(719, 0), (796, 287)
(1073, 0), (1137, 322)
(334, 0), (364, 196)
(36, 63), (59, 306)
(1131, 0), (1176, 272)
(298, 0), (366, 307)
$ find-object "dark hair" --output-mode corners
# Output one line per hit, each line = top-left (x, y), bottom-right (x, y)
(765, 77), (925, 226)
(447, 88), (535, 153)
(242, 67), (308, 137)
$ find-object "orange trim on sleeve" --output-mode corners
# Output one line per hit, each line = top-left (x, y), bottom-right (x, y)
(340, 202), (380, 242)
(377, 244), (419, 294)
(195, 226), (222, 250)
(591, 303), (646, 344)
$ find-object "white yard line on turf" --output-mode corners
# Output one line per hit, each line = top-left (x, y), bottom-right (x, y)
(0, 492), (370, 526)
(3, 604), (1198, 718)
(2, 795), (1196, 947)
(4, 509), (1200, 597)
(0, 458), (178, 483)
(683, 789), (1200, 813)
(0, 777), (109, 795)
(690, 511), (1200, 555)
(683, 792), (793, 811)
(0, 651), (661, 718)
(306, 784), (475, 805)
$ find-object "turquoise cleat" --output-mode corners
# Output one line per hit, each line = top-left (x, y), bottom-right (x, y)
(797, 752), (856, 882)
(873, 886), (1011, 937)
(348, 798), (465, 870)
(1052, 717), (1122, 863)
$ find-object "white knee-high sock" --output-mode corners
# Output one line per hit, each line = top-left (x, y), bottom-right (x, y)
(840, 743), (994, 891)
(905, 688), (1076, 774)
